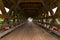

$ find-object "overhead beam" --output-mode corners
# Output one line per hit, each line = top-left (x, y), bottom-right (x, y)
(9, 0), (20, 9)
(54, 5), (60, 18)
(0, 0), (6, 15)
(44, 1), (60, 18)
(18, 0), (42, 2)
(9, 0), (22, 17)
(41, 0), (54, 16)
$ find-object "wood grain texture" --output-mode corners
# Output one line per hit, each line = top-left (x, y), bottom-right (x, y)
(18, 0), (41, 2)
(1, 22), (59, 40)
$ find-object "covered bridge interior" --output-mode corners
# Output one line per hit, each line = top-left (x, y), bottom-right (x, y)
(0, 0), (60, 40)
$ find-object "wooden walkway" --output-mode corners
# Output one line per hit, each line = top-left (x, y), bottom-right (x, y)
(0, 22), (59, 40)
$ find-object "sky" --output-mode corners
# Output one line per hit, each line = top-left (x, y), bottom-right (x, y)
(52, 7), (58, 14)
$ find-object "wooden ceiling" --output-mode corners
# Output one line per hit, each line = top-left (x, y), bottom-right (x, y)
(0, 0), (60, 19)
(18, 0), (41, 2)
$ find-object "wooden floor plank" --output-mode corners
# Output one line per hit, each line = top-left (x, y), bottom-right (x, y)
(0, 22), (59, 40)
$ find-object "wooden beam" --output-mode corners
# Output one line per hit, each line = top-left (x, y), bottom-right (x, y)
(41, 0), (54, 16)
(0, 0), (6, 15)
(18, 0), (41, 2)
(9, 0), (20, 9)
(9, 0), (20, 16)
(54, 7), (60, 18)
(0, 14), (12, 18)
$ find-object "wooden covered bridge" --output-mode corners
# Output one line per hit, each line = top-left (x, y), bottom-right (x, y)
(0, 0), (60, 40)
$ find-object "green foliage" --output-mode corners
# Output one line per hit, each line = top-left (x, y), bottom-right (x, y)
(0, 18), (4, 24)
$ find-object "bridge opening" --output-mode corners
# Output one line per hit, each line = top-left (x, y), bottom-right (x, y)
(28, 17), (33, 22)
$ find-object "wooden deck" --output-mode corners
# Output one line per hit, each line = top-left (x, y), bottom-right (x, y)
(0, 22), (59, 40)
